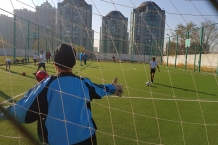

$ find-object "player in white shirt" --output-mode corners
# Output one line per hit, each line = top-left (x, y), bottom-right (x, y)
(33, 50), (46, 75)
(5, 58), (12, 71)
(149, 57), (160, 83)
(33, 53), (38, 66)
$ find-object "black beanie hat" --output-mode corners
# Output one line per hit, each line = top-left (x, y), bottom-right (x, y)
(53, 44), (76, 69)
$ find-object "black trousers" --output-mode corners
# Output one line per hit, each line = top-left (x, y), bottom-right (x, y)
(74, 134), (97, 145)
(84, 59), (87, 65)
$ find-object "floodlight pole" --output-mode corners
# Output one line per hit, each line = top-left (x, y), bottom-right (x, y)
(198, 27), (204, 72)
(184, 31), (189, 70)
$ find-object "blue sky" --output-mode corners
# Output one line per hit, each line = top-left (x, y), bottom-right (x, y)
(0, 0), (217, 48)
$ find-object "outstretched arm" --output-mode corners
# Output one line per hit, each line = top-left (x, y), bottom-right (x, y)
(0, 77), (51, 123)
(84, 78), (123, 100)
(157, 65), (160, 72)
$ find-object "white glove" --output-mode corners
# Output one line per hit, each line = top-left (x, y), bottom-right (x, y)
(112, 78), (123, 97)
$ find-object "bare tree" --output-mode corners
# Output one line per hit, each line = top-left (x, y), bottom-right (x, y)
(171, 21), (198, 55)
(201, 19), (218, 53)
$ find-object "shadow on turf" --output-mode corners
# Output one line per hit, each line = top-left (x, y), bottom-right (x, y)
(0, 67), (35, 79)
(0, 91), (13, 103)
(155, 83), (217, 96)
(150, 86), (157, 88)
(74, 62), (94, 75)
(87, 66), (100, 69)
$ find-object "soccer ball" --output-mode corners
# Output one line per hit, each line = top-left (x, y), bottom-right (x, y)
(36, 70), (49, 82)
(146, 81), (151, 86)
(22, 72), (26, 76)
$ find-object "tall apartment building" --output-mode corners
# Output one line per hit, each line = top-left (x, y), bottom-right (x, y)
(129, 1), (165, 55)
(0, 14), (14, 48)
(57, 0), (94, 52)
(35, 1), (56, 32)
(35, 1), (56, 51)
(99, 11), (128, 54)
(14, 9), (35, 50)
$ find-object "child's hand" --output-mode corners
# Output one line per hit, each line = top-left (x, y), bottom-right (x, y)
(112, 78), (123, 97)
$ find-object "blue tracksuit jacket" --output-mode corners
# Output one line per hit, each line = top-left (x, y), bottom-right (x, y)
(0, 72), (116, 145)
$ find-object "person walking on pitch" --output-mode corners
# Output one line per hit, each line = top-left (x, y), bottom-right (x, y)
(33, 50), (46, 75)
(33, 53), (38, 66)
(83, 53), (87, 66)
(149, 57), (160, 84)
(80, 52), (83, 66)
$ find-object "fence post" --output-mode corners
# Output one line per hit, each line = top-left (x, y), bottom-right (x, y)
(104, 40), (106, 61)
(194, 47), (196, 72)
(46, 29), (48, 52)
(27, 21), (30, 63)
(161, 39), (163, 64)
(175, 35), (178, 68)
(198, 27), (204, 72)
(185, 31), (189, 70)
(216, 57), (218, 75)
(149, 42), (151, 62)
(155, 43), (157, 58)
(56, 34), (58, 47)
(144, 47), (145, 63)
(13, 15), (16, 60)
(37, 26), (39, 55)
(166, 37), (170, 66)
(131, 41), (134, 63)
(52, 32), (54, 54)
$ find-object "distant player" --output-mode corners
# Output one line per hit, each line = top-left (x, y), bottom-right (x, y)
(0, 44), (123, 145)
(83, 53), (87, 66)
(149, 57), (160, 83)
(112, 55), (115, 63)
(33, 50), (46, 75)
(5, 58), (12, 71)
(33, 53), (38, 66)
(46, 51), (51, 63)
(80, 52), (83, 66)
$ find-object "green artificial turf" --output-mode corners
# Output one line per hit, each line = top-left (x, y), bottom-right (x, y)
(0, 60), (217, 145)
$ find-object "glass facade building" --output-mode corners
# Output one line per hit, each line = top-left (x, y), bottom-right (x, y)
(99, 11), (128, 54)
(129, 1), (165, 56)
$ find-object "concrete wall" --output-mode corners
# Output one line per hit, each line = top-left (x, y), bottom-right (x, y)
(1, 48), (217, 68)
(93, 52), (162, 63)
(0, 48), (162, 63)
(162, 54), (218, 68)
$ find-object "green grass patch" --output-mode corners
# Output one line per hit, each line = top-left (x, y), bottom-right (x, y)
(0, 60), (217, 145)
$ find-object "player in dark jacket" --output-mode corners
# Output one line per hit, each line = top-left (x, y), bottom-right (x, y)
(0, 44), (123, 145)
